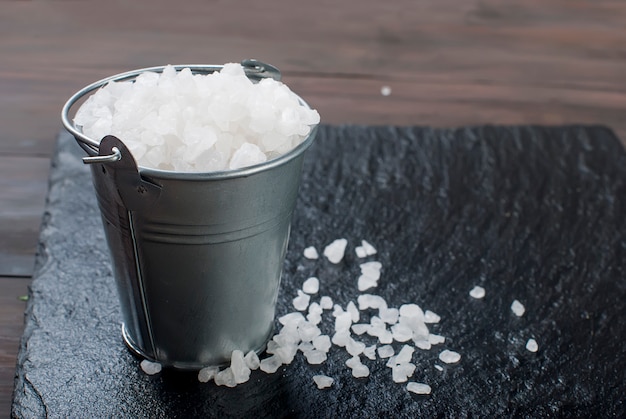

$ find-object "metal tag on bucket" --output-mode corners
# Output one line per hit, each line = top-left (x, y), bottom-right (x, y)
(62, 60), (318, 369)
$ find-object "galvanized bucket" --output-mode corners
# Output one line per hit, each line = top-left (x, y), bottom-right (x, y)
(61, 60), (317, 369)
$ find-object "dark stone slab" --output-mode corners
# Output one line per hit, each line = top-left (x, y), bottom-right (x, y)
(12, 125), (626, 418)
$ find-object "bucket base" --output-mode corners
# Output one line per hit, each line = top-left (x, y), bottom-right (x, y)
(121, 323), (273, 371)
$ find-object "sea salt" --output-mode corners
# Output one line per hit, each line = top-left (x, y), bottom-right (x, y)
(526, 338), (539, 352)
(260, 355), (283, 373)
(377, 345), (395, 359)
(75, 63), (319, 172)
(407, 382), (431, 395)
(511, 300), (526, 317)
(302, 277), (320, 294)
(439, 349), (461, 364)
(198, 366), (219, 383)
(323, 239), (348, 264)
(140, 360), (162, 375)
(304, 349), (327, 365)
(313, 334), (332, 353)
(313, 375), (334, 389)
(230, 350), (251, 384)
(244, 350), (261, 370)
(214, 368), (237, 387)
(293, 290), (311, 311)
(319, 296), (333, 309)
(303, 246), (319, 259)
(469, 286), (486, 299)
(363, 345), (377, 360)
(392, 363), (416, 383)
(424, 310), (441, 324)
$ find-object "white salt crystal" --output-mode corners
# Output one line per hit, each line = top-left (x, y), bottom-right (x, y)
(424, 310), (441, 324)
(198, 366), (219, 383)
(298, 321), (322, 342)
(360, 261), (382, 278)
(323, 239), (348, 264)
(276, 344), (298, 364)
(140, 360), (162, 375)
(313, 375), (334, 389)
(229, 142), (267, 170)
(302, 277), (320, 294)
(428, 334), (446, 345)
(357, 275), (378, 292)
(303, 246), (319, 259)
(230, 350), (251, 384)
(434, 364), (444, 372)
(334, 312), (353, 332)
(307, 302), (323, 325)
(378, 329), (394, 344)
(377, 345), (395, 359)
(391, 323), (414, 342)
(214, 367), (237, 387)
(319, 296), (333, 309)
(357, 294), (387, 311)
(363, 345), (377, 360)
(396, 345), (415, 364)
(439, 349), (461, 364)
(293, 290), (311, 311)
(332, 305), (345, 318)
(511, 300), (526, 317)
(346, 338), (366, 357)
(386, 355), (398, 368)
(260, 355), (283, 373)
(313, 334), (332, 353)
(526, 338), (538, 352)
(346, 301), (360, 323)
(244, 350), (261, 370)
(379, 307), (399, 324)
(279, 312), (305, 326)
(407, 382), (431, 395)
(298, 342), (315, 353)
(392, 363), (416, 383)
(361, 240), (377, 255)
(331, 331), (351, 347)
(355, 246), (367, 258)
(399, 304), (424, 320)
(304, 349), (327, 365)
(414, 339), (431, 351)
(351, 324), (369, 335)
(469, 286), (486, 299)
(346, 357), (370, 378)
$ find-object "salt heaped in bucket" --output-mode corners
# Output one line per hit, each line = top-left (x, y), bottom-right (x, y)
(73, 63), (320, 172)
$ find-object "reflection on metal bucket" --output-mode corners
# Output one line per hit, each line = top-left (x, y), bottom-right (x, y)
(62, 61), (317, 369)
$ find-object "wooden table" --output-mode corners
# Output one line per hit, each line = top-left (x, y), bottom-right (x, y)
(2, 0), (626, 414)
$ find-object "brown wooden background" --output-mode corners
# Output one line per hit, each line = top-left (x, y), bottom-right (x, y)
(2, 0), (625, 413)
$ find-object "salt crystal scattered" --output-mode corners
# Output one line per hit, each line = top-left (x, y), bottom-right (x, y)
(319, 296), (333, 309)
(377, 345), (395, 359)
(526, 338), (538, 352)
(304, 349), (327, 365)
(357, 274), (379, 292)
(428, 334), (446, 345)
(363, 345), (377, 360)
(392, 363), (416, 383)
(395, 345), (415, 364)
(313, 334), (332, 352)
(379, 307), (399, 324)
(391, 323), (414, 342)
(358, 294), (387, 311)
(414, 339), (432, 351)
(275, 345), (298, 364)
(302, 277), (320, 294)
(214, 367), (237, 387)
(469, 286), (486, 299)
(334, 312), (353, 332)
(332, 331), (351, 347)
(323, 239), (348, 264)
(424, 310), (441, 324)
(303, 246), (319, 260)
(361, 240), (377, 256)
(399, 304), (424, 320)
(434, 364), (444, 372)
(351, 324), (369, 335)
(140, 359), (162, 375)
(260, 355), (283, 373)
(293, 290), (311, 311)
(511, 300), (526, 317)
(346, 338), (366, 356)
(230, 350), (251, 384)
(346, 357), (370, 378)
(198, 365), (219, 382)
(439, 349), (461, 364)
(346, 301), (360, 323)
(355, 246), (367, 258)
(313, 374), (334, 389)
(279, 312), (305, 326)
(244, 350), (261, 370)
(407, 382), (431, 395)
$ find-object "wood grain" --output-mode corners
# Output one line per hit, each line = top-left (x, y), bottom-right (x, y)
(2, 0), (626, 410)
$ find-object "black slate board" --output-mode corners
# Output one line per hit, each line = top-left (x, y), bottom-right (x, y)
(12, 125), (626, 418)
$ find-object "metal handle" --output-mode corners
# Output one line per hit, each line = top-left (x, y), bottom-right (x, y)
(82, 147), (121, 164)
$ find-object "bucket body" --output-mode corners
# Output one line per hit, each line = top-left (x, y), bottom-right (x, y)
(62, 62), (317, 369)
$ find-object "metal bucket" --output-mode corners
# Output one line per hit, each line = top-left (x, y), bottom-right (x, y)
(61, 60), (317, 369)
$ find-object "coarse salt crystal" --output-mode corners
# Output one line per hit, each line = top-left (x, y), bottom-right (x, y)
(313, 334), (332, 353)
(526, 338), (538, 352)
(214, 367), (237, 387)
(313, 374), (334, 389)
(434, 364), (444, 372)
(244, 350), (261, 370)
(303, 246), (319, 259)
(377, 345), (395, 359)
(323, 239), (348, 264)
(439, 349), (461, 364)
(140, 359), (162, 375)
(260, 355), (283, 373)
(511, 300), (526, 317)
(424, 310), (441, 324)
(302, 277), (320, 294)
(293, 290), (311, 311)
(407, 382), (431, 395)
(198, 365), (219, 382)
(304, 349), (327, 365)
(319, 296), (333, 310)
(363, 345), (377, 360)
(469, 286), (486, 299)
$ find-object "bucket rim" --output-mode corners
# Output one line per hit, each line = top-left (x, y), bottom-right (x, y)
(61, 63), (318, 180)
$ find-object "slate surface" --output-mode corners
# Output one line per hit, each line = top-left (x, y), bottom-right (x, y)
(12, 125), (626, 418)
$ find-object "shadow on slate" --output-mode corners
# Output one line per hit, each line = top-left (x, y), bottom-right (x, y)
(12, 125), (626, 418)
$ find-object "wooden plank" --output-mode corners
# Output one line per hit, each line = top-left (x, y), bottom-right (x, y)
(0, 156), (50, 277)
(0, 277), (29, 417)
